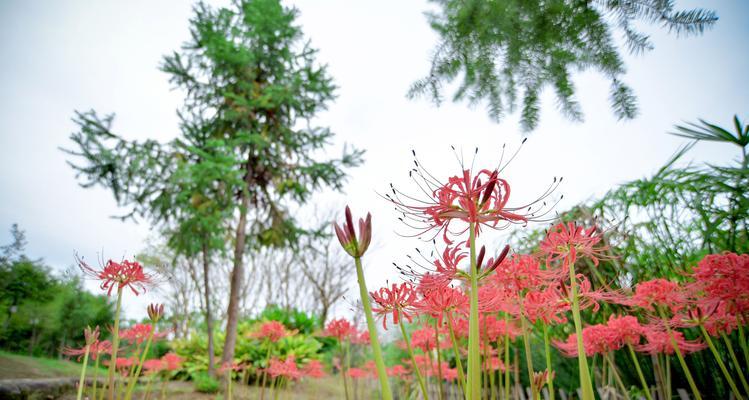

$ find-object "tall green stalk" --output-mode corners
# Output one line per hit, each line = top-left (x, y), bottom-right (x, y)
(657, 308), (701, 400)
(124, 328), (156, 400)
(340, 340), (350, 400)
(446, 315), (466, 394)
(567, 256), (594, 400)
(92, 355), (100, 400)
(76, 344), (91, 400)
(519, 315), (535, 398)
(106, 288), (123, 400)
(737, 317), (749, 375)
(542, 323), (555, 400)
(354, 256), (393, 400)
(699, 325), (744, 400)
(435, 319), (445, 400)
(503, 318), (511, 400)
(721, 332), (749, 396)
(398, 320), (429, 400)
(466, 224), (480, 400)
(627, 344), (653, 400)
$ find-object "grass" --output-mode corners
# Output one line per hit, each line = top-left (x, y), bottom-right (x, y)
(0, 350), (106, 380)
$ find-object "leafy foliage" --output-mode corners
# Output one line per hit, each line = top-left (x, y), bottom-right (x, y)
(410, 0), (717, 131)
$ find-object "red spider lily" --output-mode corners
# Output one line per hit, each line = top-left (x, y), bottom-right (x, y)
(387, 364), (409, 378)
(161, 352), (183, 371)
(692, 252), (749, 312)
(301, 360), (327, 378)
(408, 326), (450, 352)
(385, 150), (559, 244)
(143, 358), (165, 374)
(480, 315), (521, 341)
(347, 367), (369, 379)
(442, 367), (459, 381)
(62, 339), (112, 361)
(628, 278), (687, 313)
(554, 324), (618, 357)
(371, 282), (418, 329)
(493, 254), (549, 294)
(119, 323), (167, 344)
(108, 357), (137, 371)
(636, 325), (706, 355)
(333, 206), (372, 258)
(252, 320), (290, 342)
(77, 257), (154, 296)
(219, 361), (243, 374)
(672, 301), (738, 337)
(323, 318), (357, 341)
(606, 315), (644, 347)
(267, 356), (301, 380)
(523, 286), (570, 324)
(351, 329), (371, 345)
(539, 222), (608, 266)
(417, 286), (468, 323)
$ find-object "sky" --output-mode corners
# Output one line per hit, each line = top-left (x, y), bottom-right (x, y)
(0, 0), (747, 320)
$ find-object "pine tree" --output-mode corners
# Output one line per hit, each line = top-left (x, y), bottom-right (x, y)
(64, 0), (362, 373)
(409, 0), (717, 131)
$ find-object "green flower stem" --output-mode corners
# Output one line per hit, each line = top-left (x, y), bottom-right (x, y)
(435, 319), (445, 400)
(446, 314), (466, 394)
(738, 317), (749, 375)
(495, 337), (503, 400)
(542, 323), (555, 400)
(260, 342), (272, 400)
(699, 325), (744, 400)
(604, 352), (628, 398)
(721, 332), (749, 396)
(92, 354), (100, 400)
(567, 256), (594, 400)
(503, 318), (511, 400)
(107, 287), (123, 400)
(76, 344), (91, 400)
(142, 373), (155, 400)
(354, 256), (393, 400)
(627, 344), (653, 400)
(398, 319), (429, 400)
(466, 223), (480, 400)
(519, 314), (535, 398)
(341, 339), (350, 400)
(656, 307), (701, 400)
(124, 327), (156, 400)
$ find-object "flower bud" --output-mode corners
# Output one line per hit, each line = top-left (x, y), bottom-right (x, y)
(147, 303), (164, 322)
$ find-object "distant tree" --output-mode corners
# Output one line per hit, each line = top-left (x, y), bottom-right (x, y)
(410, 0), (717, 131)
(63, 0), (362, 374)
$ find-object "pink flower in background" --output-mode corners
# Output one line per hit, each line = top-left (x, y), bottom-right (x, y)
(78, 257), (154, 296)
(120, 324), (167, 344)
(629, 278), (687, 313)
(161, 352), (183, 371)
(371, 282), (418, 329)
(636, 326), (706, 355)
(252, 320), (290, 342)
(606, 315), (643, 347)
(539, 222), (608, 266)
(323, 318), (357, 341)
(302, 360), (327, 378)
(267, 356), (301, 380)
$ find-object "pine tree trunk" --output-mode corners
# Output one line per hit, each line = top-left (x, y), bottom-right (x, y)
(221, 180), (250, 366)
(202, 242), (216, 376)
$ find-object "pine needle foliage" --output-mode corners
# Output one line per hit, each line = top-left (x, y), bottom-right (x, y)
(409, 0), (717, 131)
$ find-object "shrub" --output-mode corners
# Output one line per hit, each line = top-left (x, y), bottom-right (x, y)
(193, 372), (219, 393)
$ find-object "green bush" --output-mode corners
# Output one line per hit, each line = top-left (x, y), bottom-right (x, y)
(193, 372), (219, 393)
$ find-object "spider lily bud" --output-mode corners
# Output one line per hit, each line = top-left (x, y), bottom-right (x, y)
(533, 370), (554, 392)
(84, 326), (100, 346)
(147, 303), (164, 322)
(476, 246), (486, 270)
(333, 206), (372, 258)
(486, 245), (511, 274)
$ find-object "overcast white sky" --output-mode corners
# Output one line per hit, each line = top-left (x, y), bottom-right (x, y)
(1, 0), (747, 320)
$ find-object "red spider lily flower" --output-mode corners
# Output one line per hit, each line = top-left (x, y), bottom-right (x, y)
(523, 286), (570, 324)
(108, 357), (137, 371)
(635, 325), (706, 355)
(606, 315), (644, 347)
(62, 339), (112, 362)
(408, 326), (450, 352)
(692, 252), (749, 312)
(417, 286), (468, 324)
(252, 321), (289, 342)
(333, 206), (372, 258)
(84, 325), (100, 345)
(479, 315), (521, 341)
(119, 323), (167, 344)
(77, 257), (155, 296)
(533, 370), (555, 392)
(147, 303), (164, 322)
(385, 149), (559, 245)
(493, 254), (549, 294)
(161, 352), (183, 371)
(302, 360), (327, 378)
(143, 359), (165, 374)
(267, 356), (302, 380)
(351, 329), (371, 345)
(347, 367), (368, 379)
(371, 282), (418, 329)
(219, 361), (243, 375)
(554, 324), (616, 357)
(539, 222), (608, 266)
(629, 278), (687, 313)
(442, 367), (459, 381)
(323, 318), (357, 341)
(387, 364), (409, 378)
